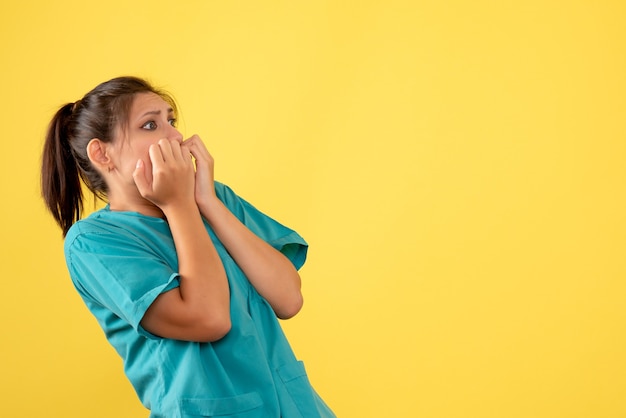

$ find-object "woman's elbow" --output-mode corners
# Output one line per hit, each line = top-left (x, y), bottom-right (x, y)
(196, 314), (232, 342)
(275, 293), (304, 320)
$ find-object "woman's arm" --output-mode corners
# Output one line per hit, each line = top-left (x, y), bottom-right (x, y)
(134, 138), (231, 342)
(183, 136), (303, 319)
(204, 199), (303, 319)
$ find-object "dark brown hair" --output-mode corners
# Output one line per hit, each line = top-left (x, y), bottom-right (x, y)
(41, 76), (177, 236)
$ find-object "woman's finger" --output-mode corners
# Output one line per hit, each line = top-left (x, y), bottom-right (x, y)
(183, 135), (210, 161)
(157, 138), (174, 162)
(149, 142), (165, 167)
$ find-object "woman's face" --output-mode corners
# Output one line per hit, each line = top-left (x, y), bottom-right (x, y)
(112, 92), (182, 184)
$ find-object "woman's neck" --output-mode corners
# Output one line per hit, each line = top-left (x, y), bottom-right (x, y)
(107, 190), (165, 218)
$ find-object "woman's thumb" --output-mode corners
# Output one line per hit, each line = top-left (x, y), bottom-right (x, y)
(133, 159), (150, 196)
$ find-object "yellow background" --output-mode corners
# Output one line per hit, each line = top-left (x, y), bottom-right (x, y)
(1, 1), (625, 417)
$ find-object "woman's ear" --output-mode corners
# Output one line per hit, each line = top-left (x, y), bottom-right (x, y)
(86, 138), (112, 171)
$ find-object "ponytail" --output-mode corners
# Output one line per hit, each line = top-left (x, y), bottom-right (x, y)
(41, 103), (83, 237)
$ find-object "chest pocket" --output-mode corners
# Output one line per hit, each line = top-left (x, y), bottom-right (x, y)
(178, 392), (263, 417)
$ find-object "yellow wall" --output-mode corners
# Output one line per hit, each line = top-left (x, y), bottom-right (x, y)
(1, 1), (625, 417)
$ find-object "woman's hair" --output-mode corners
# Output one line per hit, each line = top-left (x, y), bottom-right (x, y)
(41, 76), (177, 237)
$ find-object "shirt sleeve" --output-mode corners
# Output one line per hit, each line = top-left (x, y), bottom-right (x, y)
(214, 182), (308, 270)
(64, 222), (180, 338)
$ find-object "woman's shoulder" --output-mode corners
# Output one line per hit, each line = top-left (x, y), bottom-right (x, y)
(64, 206), (167, 246)
(213, 180), (232, 198)
(213, 181), (244, 209)
(64, 208), (113, 239)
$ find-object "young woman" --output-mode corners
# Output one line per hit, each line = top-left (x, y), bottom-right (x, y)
(41, 76), (335, 418)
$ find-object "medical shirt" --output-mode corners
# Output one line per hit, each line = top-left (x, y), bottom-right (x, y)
(64, 182), (335, 418)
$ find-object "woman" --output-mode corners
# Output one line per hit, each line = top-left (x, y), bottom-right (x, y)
(41, 76), (335, 418)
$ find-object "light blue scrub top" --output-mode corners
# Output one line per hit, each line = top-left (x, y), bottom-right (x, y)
(64, 182), (335, 418)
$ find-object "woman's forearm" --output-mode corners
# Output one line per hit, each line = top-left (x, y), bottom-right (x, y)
(199, 199), (303, 319)
(167, 203), (230, 315)
(141, 203), (231, 342)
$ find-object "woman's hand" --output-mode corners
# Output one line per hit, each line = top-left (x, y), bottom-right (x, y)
(182, 135), (218, 212)
(133, 138), (196, 211)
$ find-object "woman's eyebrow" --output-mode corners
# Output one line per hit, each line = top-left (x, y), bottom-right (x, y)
(138, 108), (175, 119)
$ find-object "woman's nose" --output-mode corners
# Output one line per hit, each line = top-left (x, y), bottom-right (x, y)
(167, 125), (183, 143)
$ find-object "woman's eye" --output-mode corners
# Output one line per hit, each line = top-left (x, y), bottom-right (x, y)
(142, 121), (157, 130)
(169, 118), (177, 127)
